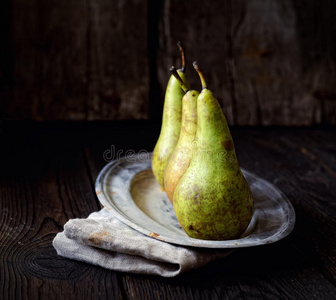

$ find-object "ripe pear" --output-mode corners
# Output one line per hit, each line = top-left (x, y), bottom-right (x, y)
(164, 67), (199, 203)
(152, 42), (190, 189)
(173, 61), (254, 240)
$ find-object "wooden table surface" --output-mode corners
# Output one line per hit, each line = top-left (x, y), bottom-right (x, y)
(0, 121), (335, 300)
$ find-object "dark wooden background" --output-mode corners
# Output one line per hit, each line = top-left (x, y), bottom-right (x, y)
(1, 0), (336, 125)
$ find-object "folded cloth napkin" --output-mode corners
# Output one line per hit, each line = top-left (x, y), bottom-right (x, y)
(53, 208), (232, 277)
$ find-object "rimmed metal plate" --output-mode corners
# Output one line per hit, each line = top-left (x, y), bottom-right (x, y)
(95, 153), (295, 248)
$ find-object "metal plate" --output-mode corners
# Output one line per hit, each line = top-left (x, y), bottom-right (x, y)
(95, 153), (295, 248)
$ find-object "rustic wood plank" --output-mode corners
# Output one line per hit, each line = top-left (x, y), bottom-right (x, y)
(3, 0), (336, 125)
(232, 127), (336, 284)
(85, 0), (149, 120)
(114, 232), (336, 300)
(0, 0), (12, 120)
(0, 123), (124, 299)
(118, 241), (336, 300)
(147, 0), (163, 122)
(157, 0), (336, 125)
(1, 122), (335, 299)
(7, 0), (149, 121)
(8, 0), (88, 120)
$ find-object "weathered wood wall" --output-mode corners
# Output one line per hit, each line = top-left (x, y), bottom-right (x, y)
(1, 0), (336, 125)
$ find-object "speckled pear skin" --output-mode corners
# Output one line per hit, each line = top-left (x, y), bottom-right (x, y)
(152, 71), (190, 189)
(173, 88), (254, 241)
(164, 89), (199, 203)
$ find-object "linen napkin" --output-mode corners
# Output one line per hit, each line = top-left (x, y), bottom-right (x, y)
(52, 208), (232, 277)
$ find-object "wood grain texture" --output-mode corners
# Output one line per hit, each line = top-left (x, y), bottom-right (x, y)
(1, 121), (336, 299)
(0, 0), (12, 120)
(0, 123), (124, 299)
(85, 0), (149, 120)
(232, 128), (336, 285)
(157, 0), (336, 125)
(5, 0), (149, 121)
(1, 0), (336, 125)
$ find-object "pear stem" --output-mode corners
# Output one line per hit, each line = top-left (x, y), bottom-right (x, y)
(170, 66), (189, 93)
(193, 61), (208, 90)
(177, 41), (186, 72)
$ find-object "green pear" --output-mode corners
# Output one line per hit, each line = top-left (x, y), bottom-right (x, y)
(164, 67), (199, 203)
(152, 42), (190, 190)
(173, 61), (254, 240)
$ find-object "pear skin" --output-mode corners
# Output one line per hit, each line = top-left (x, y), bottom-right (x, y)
(164, 69), (199, 203)
(152, 43), (190, 189)
(173, 62), (254, 240)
